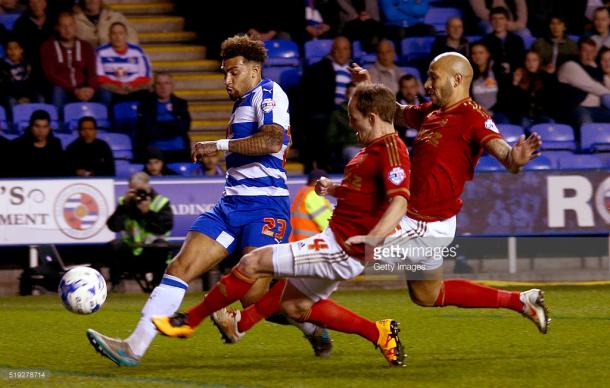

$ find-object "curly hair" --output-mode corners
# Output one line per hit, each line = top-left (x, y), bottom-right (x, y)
(220, 34), (267, 64)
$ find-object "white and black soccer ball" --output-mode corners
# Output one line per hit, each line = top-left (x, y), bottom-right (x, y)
(58, 267), (107, 314)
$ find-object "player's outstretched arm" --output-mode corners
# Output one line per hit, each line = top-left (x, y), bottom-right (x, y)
(486, 133), (543, 173)
(192, 124), (284, 161)
(345, 196), (408, 247)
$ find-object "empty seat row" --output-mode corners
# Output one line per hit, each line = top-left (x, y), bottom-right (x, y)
(497, 123), (610, 153)
(477, 152), (609, 172)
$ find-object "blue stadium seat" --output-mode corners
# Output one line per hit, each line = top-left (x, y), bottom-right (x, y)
(464, 35), (482, 43)
(424, 7), (463, 33)
(476, 155), (503, 172)
(55, 133), (78, 148)
(558, 154), (604, 170)
(64, 102), (110, 131)
(115, 160), (142, 178)
(497, 124), (524, 145)
(264, 40), (300, 66)
(352, 41), (377, 65)
(0, 13), (20, 30)
(264, 67), (302, 90)
(580, 123), (610, 152)
(1, 132), (18, 140)
(167, 162), (199, 176)
(401, 37), (435, 63)
(0, 106), (7, 131)
(523, 155), (552, 170)
(97, 132), (132, 160)
(113, 101), (140, 134)
(12, 103), (60, 132)
(530, 123), (577, 151)
(399, 66), (422, 83)
(522, 34), (536, 49)
(304, 39), (333, 64)
(542, 150), (575, 169)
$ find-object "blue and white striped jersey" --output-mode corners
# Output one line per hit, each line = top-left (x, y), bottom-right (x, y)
(223, 78), (290, 205)
(95, 43), (152, 83)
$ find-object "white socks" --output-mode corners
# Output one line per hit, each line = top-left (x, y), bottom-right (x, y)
(125, 274), (188, 357)
(291, 320), (317, 336)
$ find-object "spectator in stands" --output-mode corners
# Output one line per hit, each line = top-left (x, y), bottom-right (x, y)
(198, 152), (225, 176)
(379, 0), (434, 40)
(106, 171), (173, 292)
(73, 0), (138, 48)
(135, 72), (191, 163)
(326, 82), (359, 171)
(11, 109), (66, 177)
(0, 38), (44, 110)
(599, 46), (610, 87)
(13, 0), (53, 83)
(396, 73), (426, 105)
(142, 147), (178, 177)
(340, 0), (383, 53)
(431, 17), (470, 59)
(289, 169), (333, 242)
(508, 50), (557, 128)
(305, 0), (340, 40)
(0, 0), (25, 15)
(556, 37), (610, 128)
(0, 134), (9, 177)
(469, 0), (530, 37)
(532, 15), (578, 74)
(366, 39), (405, 94)
(298, 36), (351, 172)
(65, 116), (115, 177)
(470, 41), (511, 122)
(481, 7), (525, 75)
(589, 6), (610, 51)
(41, 12), (99, 111)
(96, 22), (152, 105)
(240, 0), (301, 42)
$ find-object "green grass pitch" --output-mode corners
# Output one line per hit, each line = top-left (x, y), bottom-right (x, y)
(1, 285), (609, 387)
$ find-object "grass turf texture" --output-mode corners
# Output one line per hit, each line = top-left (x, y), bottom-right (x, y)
(1, 286), (609, 387)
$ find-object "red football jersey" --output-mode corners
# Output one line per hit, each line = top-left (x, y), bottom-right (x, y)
(403, 97), (503, 221)
(329, 133), (411, 260)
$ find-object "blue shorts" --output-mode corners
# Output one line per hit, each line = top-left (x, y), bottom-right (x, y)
(189, 197), (291, 254)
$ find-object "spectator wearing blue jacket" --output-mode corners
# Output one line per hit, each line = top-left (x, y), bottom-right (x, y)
(379, 0), (434, 42)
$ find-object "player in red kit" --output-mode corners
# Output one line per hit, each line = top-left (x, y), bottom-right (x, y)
(152, 84), (410, 366)
(348, 52), (549, 334)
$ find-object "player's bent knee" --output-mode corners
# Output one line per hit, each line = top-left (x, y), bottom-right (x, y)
(237, 252), (261, 277)
(408, 282), (439, 307)
(280, 298), (314, 321)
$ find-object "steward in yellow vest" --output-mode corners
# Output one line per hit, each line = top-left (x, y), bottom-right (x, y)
(289, 169), (334, 242)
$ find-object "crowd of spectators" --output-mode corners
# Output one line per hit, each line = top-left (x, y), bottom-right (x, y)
(2, 0), (610, 177)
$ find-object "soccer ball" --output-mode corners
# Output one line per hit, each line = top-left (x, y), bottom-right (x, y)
(58, 266), (107, 314)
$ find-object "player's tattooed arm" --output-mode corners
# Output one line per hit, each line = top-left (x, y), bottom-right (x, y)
(228, 124), (284, 155)
(486, 133), (543, 174)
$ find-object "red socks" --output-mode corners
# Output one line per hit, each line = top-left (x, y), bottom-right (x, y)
(237, 279), (287, 333)
(187, 268), (255, 328)
(300, 299), (379, 344)
(434, 279), (524, 312)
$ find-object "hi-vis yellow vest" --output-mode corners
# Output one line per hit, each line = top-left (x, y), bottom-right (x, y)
(118, 194), (170, 255)
(289, 186), (333, 242)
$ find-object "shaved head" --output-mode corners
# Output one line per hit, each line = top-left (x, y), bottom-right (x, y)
(425, 52), (473, 107)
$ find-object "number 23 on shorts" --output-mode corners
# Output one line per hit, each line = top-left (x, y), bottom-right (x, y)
(261, 217), (287, 240)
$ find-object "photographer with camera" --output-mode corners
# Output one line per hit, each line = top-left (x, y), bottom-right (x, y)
(107, 171), (173, 292)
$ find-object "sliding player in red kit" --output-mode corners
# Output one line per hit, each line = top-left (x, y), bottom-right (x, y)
(152, 83), (410, 366)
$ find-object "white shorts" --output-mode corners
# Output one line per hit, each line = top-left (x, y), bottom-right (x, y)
(380, 215), (457, 271)
(271, 228), (365, 301)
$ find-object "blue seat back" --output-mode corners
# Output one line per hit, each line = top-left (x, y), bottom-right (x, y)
(523, 155), (552, 170)
(401, 37), (435, 62)
(304, 39), (333, 64)
(113, 101), (140, 133)
(352, 41), (377, 65)
(581, 123), (610, 152)
(476, 155), (503, 172)
(97, 131), (132, 160)
(264, 66), (302, 90)
(542, 151), (575, 169)
(264, 40), (300, 66)
(497, 124), (524, 145)
(167, 162), (199, 176)
(399, 66), (422, 83)
(530, 123), (576, 151)
(0, 106), (7, 131)
(424, 7), (463, 33)
(0, 13), (20, 30)
(558, 154), (604, 170)
(55, 133), (78, 148)
(115, 160), (143, 178)
(64, 102), (110, 131)
(12, 103), (60, 131)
